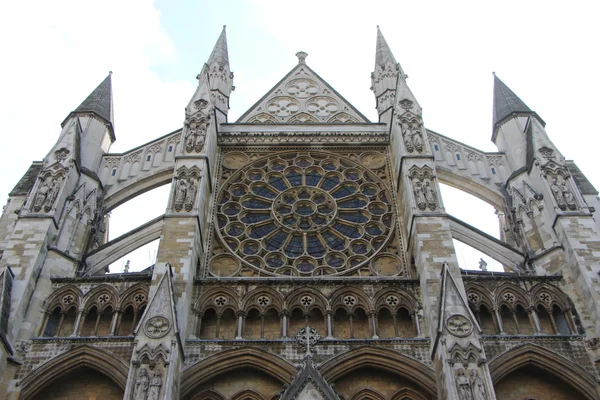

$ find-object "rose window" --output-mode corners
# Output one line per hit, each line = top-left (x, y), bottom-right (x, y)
(215, 151), (395, 276)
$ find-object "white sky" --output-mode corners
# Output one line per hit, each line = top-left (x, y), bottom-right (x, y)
(1, 1), (598, 272)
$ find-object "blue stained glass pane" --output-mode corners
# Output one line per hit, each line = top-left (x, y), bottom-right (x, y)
(284, 235), (304, 258)
(266, 254), (284, 268)
(271, 162), (286, 171)
(322, 161), (337, 171)
(299, 218), (311, 230)
(217, 215), (227, 228)
(241, 212), (270, 223)
(352, 242), (368, 254)
(320, 175), (340, 190)
(296, 260), (314, 272)
(311, 215), (326, 226)
(297, 190), (310, 199)
(317, 204), (334, 214)
(227, 225), (244, 236)
(338, 197), (367, 209)
(327, 254), (344, 268)
(219, 192), (230, 204)
(333, 222), (360, 238)
(306, 171), (322, 186)
(331, 184), (356, 199)
(366, 225), (383, 235)
(306, 235), (326, 257)
(283, 216), (297, 226)
(252, 184), (277, 199)
(269, 176), (288, 191)
(321, 230), (345, 250)
(232, 187), (246, 197)
(265, 231), (288, 251)
(286, 171), (302, 186)
(242, 199), (271, 209)
(249, 223), (276, 239)
(338, 211), (368, 223)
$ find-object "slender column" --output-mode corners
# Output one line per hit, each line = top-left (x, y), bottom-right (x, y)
(547, 309), (560, 334)
(493, 307), (505, 334)
(392, 313), (399, 337)
(38, 311), (51, 336)
(281, 312), (288, 338)
(349, 314), (354, 339)
(109, 309), (121, 336)
(76, 312), (87, 336)
(260, 314), (265, 339)
(370, 311), (379, 339)
(56, 313), (66, 336)
(565, 310), (577, 334)
(235, 312), (244, 340)
(190, 312), (199, 339)
(326, 311), (333, 338)
(216, 315), (222, 338)
(131, 311), (140, 334)
(71, 310), (84, 337)
(411, 311), (422, 337)
(512, 311), (521, 334)
(196, 313), (204, 338)
(93, 312), (102, 336)
(528, 307), (542, 334)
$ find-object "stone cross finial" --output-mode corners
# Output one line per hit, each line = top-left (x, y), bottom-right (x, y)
(296, 51), (308, 64)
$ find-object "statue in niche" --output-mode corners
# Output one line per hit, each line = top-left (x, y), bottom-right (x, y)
(413, 180), (426, 210)
(174, 179), (187, 212)
(33, 180), (51, 212)
(470, 369), (488, 400)
(456, 368), (473, 400)
(550, 177), (567, 210)
(412, 127), (424, 153)
(133, 367), (150, 400)
(184, 178), (197, 212)
(44, 177), (62, 212)
(401, 121), (414, 153)
(185, 122), (207, 153)
(424, 180), (437, 210)
(559, 181), (577, 210)
(147, 368), (163, 400)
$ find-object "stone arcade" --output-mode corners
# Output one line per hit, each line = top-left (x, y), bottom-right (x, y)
(1, 27), (600, 399)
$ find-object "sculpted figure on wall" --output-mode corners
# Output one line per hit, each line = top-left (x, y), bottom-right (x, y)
(147, 369), (163, 400)
(424, 179), (437, 211)
(134, 367), (150, 400)
(185, 120), (208, 153)
(549, 175), (577, 211)
(173, 166), (201, 212)
(33, 176), (63, 213)
(456, 368), (473, 400)
(470, 369), (488, 400)
(410, 168), (438, 212)
(400, 119), (424, 154)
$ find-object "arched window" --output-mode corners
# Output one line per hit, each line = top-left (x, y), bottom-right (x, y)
(118, 305), (135, 336)
(43, 307), (62, 337)
(288, 308), (305, 337)
(199, 308), (218, 339)
(263, 308), (280, 339)
(353, 308), (370, 339)
(377, 308), (395, 338)
(397, 307), (414, 338)
(500, 305), (518, 335)
(245, 308), (262, 339)
(478, 304), (496, 335)
(219, 308), (237, 339)
(334, 308), (349, 339)
(81, 306), (99, 336)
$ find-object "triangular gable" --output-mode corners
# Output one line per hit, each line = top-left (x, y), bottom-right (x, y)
(281, 357), (340, 400)
(237, 62), (369, 124)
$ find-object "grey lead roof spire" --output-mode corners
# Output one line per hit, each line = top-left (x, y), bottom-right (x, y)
(375, 26), (397, 69)
(492, 74), (533, 129)
(208, 25), (229, 67)
(74, 72), (113, 124)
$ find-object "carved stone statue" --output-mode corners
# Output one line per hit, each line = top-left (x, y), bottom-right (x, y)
(44, 177), (61, 212)
(401, 122), (414, 152)
(33, 180), (51, 212)
(133, 367), (150, 400)
(470, 369), (488, 400)
(559, 181), (577, 210)
(413, 181), (426, 210)
(456, 368), (473, 400)
(147, 368), (163, 400)
(184, 178), (197, 212)
(412, 128), (423, 153)
(185, 122), (207, 153)
(174, 179), (187, 211)
(550, 177), (566, 210)
(424, 180), (437, 211)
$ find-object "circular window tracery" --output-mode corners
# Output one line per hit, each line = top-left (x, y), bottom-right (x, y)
(214, 151), (395, 276)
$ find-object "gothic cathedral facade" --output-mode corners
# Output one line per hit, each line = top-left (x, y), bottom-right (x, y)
(1, 27), (600, 400)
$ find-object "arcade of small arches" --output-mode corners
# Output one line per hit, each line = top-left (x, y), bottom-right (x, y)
(465, 282), (578, 336)
(39, 284), (149, 338)
(192, 286), (419, 340)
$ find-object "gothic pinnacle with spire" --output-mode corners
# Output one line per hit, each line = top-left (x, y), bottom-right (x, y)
(371, 27), (402, 116)
(196, 25), (234, 116)
(71, 72), (114, 127)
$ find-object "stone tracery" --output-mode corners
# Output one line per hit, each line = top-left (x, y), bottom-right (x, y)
(213, 151), (396, 276)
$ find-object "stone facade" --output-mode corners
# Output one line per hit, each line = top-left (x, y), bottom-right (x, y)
(0, 27), (599, 400)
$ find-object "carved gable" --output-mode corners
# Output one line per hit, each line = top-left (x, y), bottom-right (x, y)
(237, 60), (368, 124)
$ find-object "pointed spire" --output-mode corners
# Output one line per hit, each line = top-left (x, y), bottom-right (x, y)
(375, 26), (397, 69)
(492, 74), (533, 130)
(208, 25), (229, 67)
(74, 72), (114, 124)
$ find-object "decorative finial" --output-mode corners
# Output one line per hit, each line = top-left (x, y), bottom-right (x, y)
(296, 51), (308, 64)
(109, 71), (113, 75)
(223, 25), (226, 29)
(492, 71), (496, 76)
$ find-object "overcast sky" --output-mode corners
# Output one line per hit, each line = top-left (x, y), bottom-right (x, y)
(1, 1), (598, 272)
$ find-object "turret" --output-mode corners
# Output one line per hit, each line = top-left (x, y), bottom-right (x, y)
(371, 26), (400, 118)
